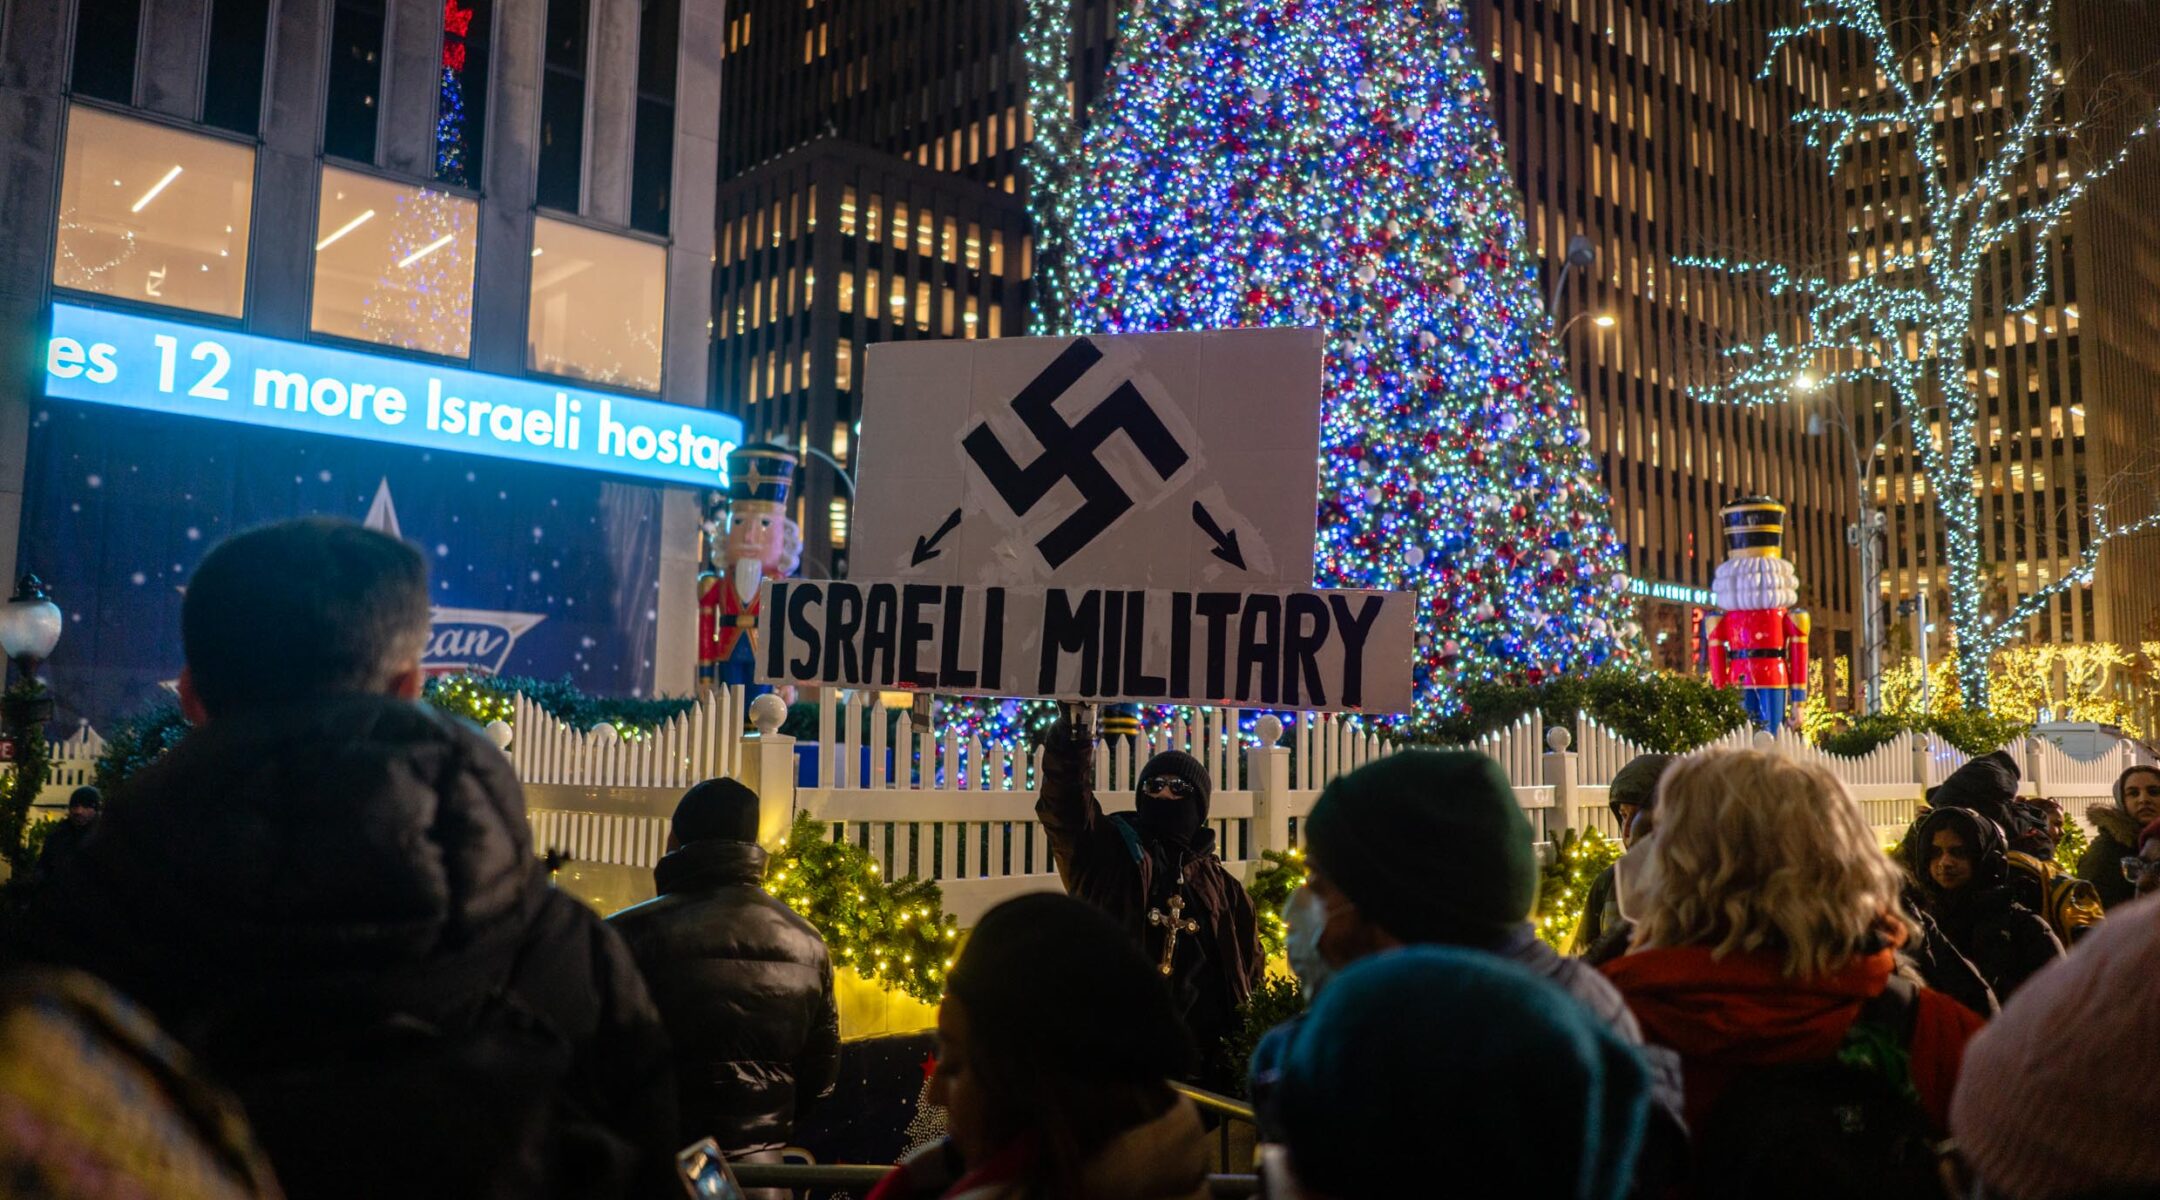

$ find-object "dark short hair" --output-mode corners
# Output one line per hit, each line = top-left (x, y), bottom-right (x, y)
(181, 518), (430, 716)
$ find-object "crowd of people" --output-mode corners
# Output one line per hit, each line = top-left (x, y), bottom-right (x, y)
(2, 514), (2159, 1200)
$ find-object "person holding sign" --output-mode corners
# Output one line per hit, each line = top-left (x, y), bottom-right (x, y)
(1035, 711), (1261, 1091)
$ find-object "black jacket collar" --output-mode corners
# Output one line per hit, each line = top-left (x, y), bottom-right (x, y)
(655, 838), (769, 895)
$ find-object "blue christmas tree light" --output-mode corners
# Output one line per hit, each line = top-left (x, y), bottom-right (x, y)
(1024, 0), (1639, 722)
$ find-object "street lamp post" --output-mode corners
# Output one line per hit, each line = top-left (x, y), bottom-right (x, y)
(0, 575), (62, 730)
(0, 574), (62, 873)
(1547, 234), (1598, 315)
(1805, 385), (1934, 714)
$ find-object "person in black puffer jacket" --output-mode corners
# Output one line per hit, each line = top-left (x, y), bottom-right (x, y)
(13, 518), (678, 1200)
(608, 778), (839, 1194)
(1906, 806), (2062, 1005)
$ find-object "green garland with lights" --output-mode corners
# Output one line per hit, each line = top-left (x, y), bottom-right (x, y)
(2054, 820), (2089, 872)
(1536, 827), (1623, 949)
(1246, 847), (1306, 960)
(765, 812), (960, 1005)
(424, 674), (697, 740)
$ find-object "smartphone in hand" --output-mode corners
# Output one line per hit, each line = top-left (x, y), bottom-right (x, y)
(676, 1138), (746, 1199)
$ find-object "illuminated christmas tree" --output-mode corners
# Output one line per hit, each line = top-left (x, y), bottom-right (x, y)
(360, 187), (474, 357)
(1026, 0), (1636, 721)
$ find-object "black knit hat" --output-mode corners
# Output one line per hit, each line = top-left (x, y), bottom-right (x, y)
(1606, 754), (1675, 820)
(1926, 750), (2021, 832)
(67, 786), (102, 811)
(672, 777), (761, 845)
(1304, 750), (1538, 945)
(1136, 749), (1212, 821)
(947, 893), (1194, 1084)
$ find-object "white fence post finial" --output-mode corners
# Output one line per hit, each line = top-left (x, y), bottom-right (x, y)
(1248, 714), (1292, 862)
(745, 692), (798, 847)
(1543, 723), (1578, 844)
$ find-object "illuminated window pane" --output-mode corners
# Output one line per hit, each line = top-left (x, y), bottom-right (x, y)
(311, 165), (475, 356)
(55, 105), (255, 317)
(528, 216), (666, 392)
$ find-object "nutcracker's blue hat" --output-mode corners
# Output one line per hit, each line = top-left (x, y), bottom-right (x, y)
(727, 442), (797, 509)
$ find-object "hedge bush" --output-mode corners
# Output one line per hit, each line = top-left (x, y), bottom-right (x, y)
(1809, 709), (2032, 758)
(1418, 668), (1747, 753)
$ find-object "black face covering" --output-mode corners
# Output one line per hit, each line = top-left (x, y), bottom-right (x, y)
(1137, 793), (1202, 844)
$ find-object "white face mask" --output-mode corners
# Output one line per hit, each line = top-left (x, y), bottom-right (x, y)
(1613, 832), (1662, 925)
(1284, 885), (1338, 993)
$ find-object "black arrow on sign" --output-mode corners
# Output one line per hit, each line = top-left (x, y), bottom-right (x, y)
(912, 508), (964, 567)
(1192, 502), (1246, 571)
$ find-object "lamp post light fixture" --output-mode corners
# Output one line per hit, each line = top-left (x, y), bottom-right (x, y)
(1554, 309), (1618, 339)
(1546, 234), (1598, 315)
(0, 575), (63, 677)
(0, 574), (62, 739)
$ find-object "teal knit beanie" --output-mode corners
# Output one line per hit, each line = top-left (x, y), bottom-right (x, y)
(1277, 947), (1650, 1198)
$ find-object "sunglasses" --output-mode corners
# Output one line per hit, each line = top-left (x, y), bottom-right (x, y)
(1140, 776), (1196, 798)
(2122, 856), (2160, 883)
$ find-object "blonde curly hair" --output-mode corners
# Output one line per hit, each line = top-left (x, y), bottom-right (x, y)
(1632, 749), (1909, 978)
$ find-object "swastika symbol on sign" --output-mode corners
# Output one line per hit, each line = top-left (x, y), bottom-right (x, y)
(961, 338), (1191, 569)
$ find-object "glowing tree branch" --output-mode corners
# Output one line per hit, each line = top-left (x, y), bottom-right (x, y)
(1690, 0), (2160, 708)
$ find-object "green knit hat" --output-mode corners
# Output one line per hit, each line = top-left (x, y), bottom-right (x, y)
(1302, 750), (1538, 945)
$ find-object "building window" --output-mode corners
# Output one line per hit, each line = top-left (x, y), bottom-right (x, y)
(70, 0), (142, 104)
(202, 0), (272, 135)
(836, 338), (853, 390)
(311, 165), (476, 356)
(528, 216), (666, 391)
(324, 0), (387, 162)
(436, 0), (492, 185)
(537, 0), (590, 212)
(54, 105), (254, 317)
(629, 0), (679, 234)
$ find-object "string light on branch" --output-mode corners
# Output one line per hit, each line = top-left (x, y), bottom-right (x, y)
(1692, 0), (2160, 708)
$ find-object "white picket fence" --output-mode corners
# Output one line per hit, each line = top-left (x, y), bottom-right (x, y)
(25, 690), (2148, 927)
(514, 695), (2153, 924)
(506, 688), (746, 789)
(29, 722), (107, 809)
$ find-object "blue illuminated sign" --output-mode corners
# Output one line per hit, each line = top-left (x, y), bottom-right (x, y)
(43, 302), (742, 489)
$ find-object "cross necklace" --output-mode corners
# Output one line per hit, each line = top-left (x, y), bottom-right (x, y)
(1146, 869), (1199, 976)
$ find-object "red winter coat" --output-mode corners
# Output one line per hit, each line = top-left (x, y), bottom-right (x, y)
(1602, 944), (1982, 1137)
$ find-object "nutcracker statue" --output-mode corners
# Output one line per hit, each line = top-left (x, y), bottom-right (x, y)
(698, 442), (802, 696)
(1704, 496), (1811, 730)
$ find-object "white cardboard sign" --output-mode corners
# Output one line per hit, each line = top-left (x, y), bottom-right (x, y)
(852, 329), (1327, 590)
(755, 578), (1416, 713)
